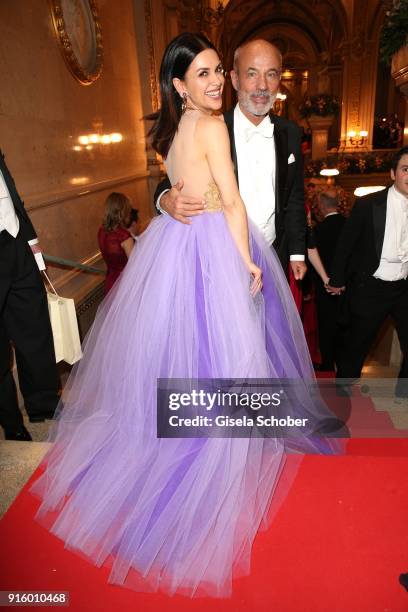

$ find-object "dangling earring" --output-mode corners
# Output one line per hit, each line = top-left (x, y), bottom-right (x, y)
(181, 92), (188, 113)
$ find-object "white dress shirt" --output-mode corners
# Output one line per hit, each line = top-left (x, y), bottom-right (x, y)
(0, 169), (20, 237)
(233, 105), (303, 261)
(234, 104), (276, 247)
(373, 185), (408, 281)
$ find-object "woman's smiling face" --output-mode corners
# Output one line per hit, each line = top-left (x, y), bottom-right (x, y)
(174, 48), (224, 114)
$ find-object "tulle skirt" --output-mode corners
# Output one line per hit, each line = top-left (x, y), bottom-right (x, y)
(30, 211), (342, 597)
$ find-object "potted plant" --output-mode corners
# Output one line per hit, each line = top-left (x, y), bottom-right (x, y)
(300, 94), (339, 159)
(299, 94), (340, 119)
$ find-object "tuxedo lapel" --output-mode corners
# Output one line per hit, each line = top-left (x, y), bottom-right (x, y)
(223, 110), (238, 182)
(0, 149), (37, 241)
(372, 189), (388, 260)
(0, 150), (21, 211)
(270, 116), (287, 214)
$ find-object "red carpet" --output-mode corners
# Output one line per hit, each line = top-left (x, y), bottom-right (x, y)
(2, 437), (408, 611)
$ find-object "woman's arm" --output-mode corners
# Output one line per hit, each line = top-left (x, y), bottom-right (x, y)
(196, 117), (250, 267)
(196, 116), (261, 295)
(121, 237), (134, 258)
(307, 247), (329, 285)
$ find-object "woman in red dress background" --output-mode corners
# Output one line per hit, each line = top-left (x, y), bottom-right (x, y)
(97, 192), (135, 294)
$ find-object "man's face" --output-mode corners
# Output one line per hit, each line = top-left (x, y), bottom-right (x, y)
(230, 41), (282, 125)
(391, 153), (408, 198)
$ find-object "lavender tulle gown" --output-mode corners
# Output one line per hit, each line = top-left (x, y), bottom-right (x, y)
(30, 112), (342, 598)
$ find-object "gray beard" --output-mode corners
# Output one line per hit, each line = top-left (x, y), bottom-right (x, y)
(240, 93), (277, 117)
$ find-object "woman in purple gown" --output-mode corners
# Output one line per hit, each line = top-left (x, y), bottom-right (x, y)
(30, 33), (342, 598)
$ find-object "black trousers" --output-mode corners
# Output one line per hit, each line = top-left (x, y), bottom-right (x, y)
(315, 285), (344, 370)
(337, 275), (408, 396)
(0, 231), (60, 430)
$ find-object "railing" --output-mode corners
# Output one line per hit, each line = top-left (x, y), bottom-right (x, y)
(43, 253), (105, 275)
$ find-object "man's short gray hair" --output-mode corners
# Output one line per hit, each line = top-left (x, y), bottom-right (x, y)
(319, 191), (338, 210)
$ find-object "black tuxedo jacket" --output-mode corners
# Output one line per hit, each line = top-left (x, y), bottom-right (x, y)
(330, 188), (391, 288)
(154, 110), (306, 264)
(0, 149), (37, 242)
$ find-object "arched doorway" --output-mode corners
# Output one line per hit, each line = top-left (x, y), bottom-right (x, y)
(216, 0), (347, 148)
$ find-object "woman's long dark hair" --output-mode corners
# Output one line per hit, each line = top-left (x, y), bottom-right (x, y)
(148, 33), (217, 158)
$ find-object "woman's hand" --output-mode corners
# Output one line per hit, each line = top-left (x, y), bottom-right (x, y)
(248, 262), (263, 297)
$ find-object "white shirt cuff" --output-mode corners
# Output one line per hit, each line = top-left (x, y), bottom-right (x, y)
(290, 254), (305, 261)
(156, 189), (169, 215)
(28, 238), (39, 246)
(34, 251), (46, 271)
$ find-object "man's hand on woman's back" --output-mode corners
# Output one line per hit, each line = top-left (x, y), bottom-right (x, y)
(160, 178), (206, 225)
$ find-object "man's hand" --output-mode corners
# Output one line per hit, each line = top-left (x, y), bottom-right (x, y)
(290, 260), (307, 280)
(325, 283), (345, 295)
(160, 178), (206, 225)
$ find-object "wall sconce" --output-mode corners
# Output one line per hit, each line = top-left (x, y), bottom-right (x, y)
(73, 132), (123, 152)
(70, 177), (90, 186)
(348, 130), (368, 147)
(354, 186), (386, 197)
(320, 168), (339, 186)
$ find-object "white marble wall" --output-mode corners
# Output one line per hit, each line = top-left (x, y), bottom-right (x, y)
(0, 0), (153, 293)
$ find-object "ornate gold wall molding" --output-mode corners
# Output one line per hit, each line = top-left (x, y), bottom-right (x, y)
(144, 0), (159, 112)
(392, 47), (408, 96)
(199, 2), (225, 38)
(49, 0), (103, 85)
(339, 0), (385, 150)
(77, 283), (105, 317)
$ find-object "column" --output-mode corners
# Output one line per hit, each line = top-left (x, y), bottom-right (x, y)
(391, 46), (408, 146)
(308, 115), (334, 159)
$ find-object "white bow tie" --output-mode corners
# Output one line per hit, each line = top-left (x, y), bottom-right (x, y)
(244, 122), (274, 142)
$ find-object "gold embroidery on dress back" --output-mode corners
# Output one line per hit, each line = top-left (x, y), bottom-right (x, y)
(203, 182), (223, 212)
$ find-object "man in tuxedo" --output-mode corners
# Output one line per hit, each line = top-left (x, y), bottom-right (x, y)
(313, 190), (346, 371)
(0, 149), (60, 440)
(154, 39), (307, 279)
(328, 146), (408, 396)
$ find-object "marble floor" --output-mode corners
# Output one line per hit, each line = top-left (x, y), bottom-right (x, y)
(0, 417), (51, 518)
(1, 364), (407, 519)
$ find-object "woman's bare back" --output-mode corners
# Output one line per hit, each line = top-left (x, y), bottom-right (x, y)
(164, 110), (223, 211)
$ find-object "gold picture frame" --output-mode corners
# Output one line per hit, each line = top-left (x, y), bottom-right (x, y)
(50, 0), (103, 85)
